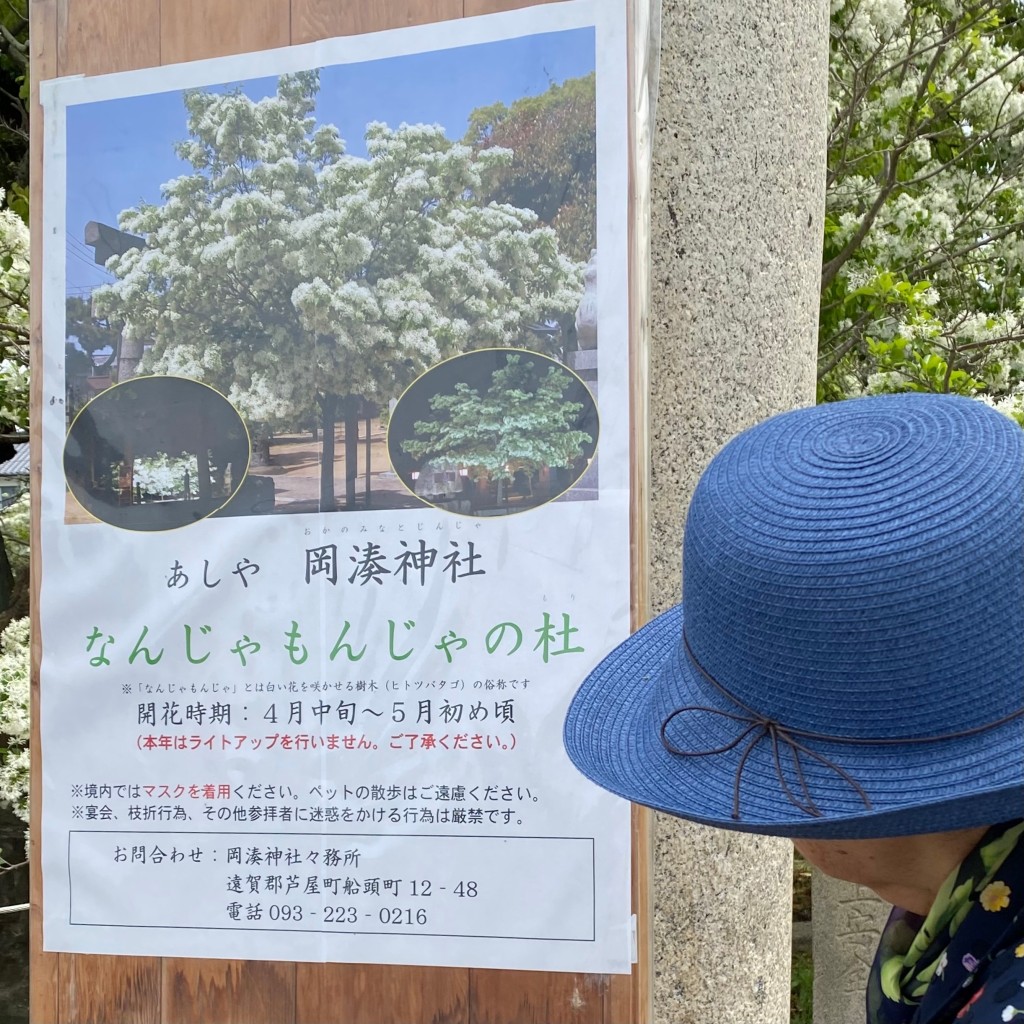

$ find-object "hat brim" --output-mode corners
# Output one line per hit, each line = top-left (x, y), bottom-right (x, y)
(563, 604), (1024, 839)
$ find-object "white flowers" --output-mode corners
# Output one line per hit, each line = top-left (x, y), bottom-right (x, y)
(838, 0), (908, 50)
(0, 359), (29, 428)
(0, 617), (29, 822)
(98, 72), (584, 436)
(0, 190), (29, 412)
(978, 386), (1024, 427)
(822, 3), (1024, 405)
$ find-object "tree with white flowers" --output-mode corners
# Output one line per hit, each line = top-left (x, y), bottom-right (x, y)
(0, 187), (28, 429)
(0, 616), (28, 823)
(0, 189), (29, 640)
(94, 72), (584, 510)
(820, 0), (1024, 403)
(400, 353), (593, 483)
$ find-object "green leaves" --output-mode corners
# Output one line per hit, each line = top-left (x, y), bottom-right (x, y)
(401, 354), (592, 481)
(7, 184), (26, 226)
(464, 74), (596, 264)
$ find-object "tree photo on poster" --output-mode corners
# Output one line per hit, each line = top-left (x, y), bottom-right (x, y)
(66, 37), (598, 521)
(388, 348), (599, 516)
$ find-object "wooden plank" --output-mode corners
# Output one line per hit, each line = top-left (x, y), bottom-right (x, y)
(58, 955), (162, 1024)
(57, 0), (160, 76)
(464, 0), (541, 15)
(162, 960), (296, 1024)
(42, 2), (166, 1021)
(610, 807), (652, 1024)
(291, 0), (462, 41)
(28, 5), (59, 1024)
(296, 964), (469, 1024)
(468, 970), (607, 1024)
(621, 0), (652, 1015)
(160, 0), (290, 63)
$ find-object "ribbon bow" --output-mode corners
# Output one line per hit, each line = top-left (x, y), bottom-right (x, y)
(659, 633), (1024, 820)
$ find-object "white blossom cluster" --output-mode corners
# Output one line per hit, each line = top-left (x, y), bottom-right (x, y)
(0, 493), (28, 579)
(131, 453), (198, 498)
(0, 188), (28, 426)
(823, 2), (1024, 401)
(94, 72), (584, 431)
(0, 616), (29, 822)
(836, 0), (908, 52)
(0, 358), (28, 429)
(978, 385), (1024, 426)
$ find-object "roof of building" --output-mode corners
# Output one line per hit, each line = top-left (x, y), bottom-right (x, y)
(0, 443), (29, 477)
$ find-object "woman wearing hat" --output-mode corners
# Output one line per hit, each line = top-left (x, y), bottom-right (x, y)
(564, 394), (1024, 1024)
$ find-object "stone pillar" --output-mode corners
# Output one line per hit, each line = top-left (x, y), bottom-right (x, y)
(116, 324), (144, 382)
(648, 1), (829, 1021)
(812, 872), (890, 1024)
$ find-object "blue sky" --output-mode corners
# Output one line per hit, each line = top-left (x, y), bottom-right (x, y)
(65, 27), (595, 295)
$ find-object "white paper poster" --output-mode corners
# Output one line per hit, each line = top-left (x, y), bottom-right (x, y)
(40, 0), (633, 973)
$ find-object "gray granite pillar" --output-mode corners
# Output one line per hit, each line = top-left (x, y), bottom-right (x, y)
(812, 872), (890, 1024)
(648, 1), (829, 1021)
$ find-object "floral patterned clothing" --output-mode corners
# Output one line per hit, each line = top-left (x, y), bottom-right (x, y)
(866, 820), (1024, 1024)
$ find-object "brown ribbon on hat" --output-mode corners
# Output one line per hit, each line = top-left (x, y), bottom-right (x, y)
(660, 632), (1024, 820)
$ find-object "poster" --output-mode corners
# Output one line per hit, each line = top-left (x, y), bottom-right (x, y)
(39, 0), (634, 973)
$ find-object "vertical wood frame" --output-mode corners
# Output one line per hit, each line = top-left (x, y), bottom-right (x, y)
(29, 2), (651, 1020)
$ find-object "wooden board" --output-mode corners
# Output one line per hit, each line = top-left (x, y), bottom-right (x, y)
(29, 1), (650, 1020)
(159, 0), (289, 62)
(292, 0), (463, 40)
(28, 0), (57, 1013)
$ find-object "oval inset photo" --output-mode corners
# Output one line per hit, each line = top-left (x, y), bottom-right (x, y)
(387, 349), (599, 517)
(64, 375), (251, 531)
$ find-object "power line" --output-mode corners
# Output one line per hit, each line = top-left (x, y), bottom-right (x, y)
(65, 245), (104, 272)
(65, 235), (114, 277)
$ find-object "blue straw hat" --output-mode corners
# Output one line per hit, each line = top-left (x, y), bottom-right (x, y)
(563, 394), (1024, 838)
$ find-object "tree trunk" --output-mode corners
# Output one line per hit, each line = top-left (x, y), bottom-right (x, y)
(195, 447), (212, 501)
(342, 395), (361, 509)
(319, 392), (338, 512)
(364, 413), (372, 509)
(0, 534), (14, 613)
(0, 566), (28, 635)
(250, 436), (272, 467)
